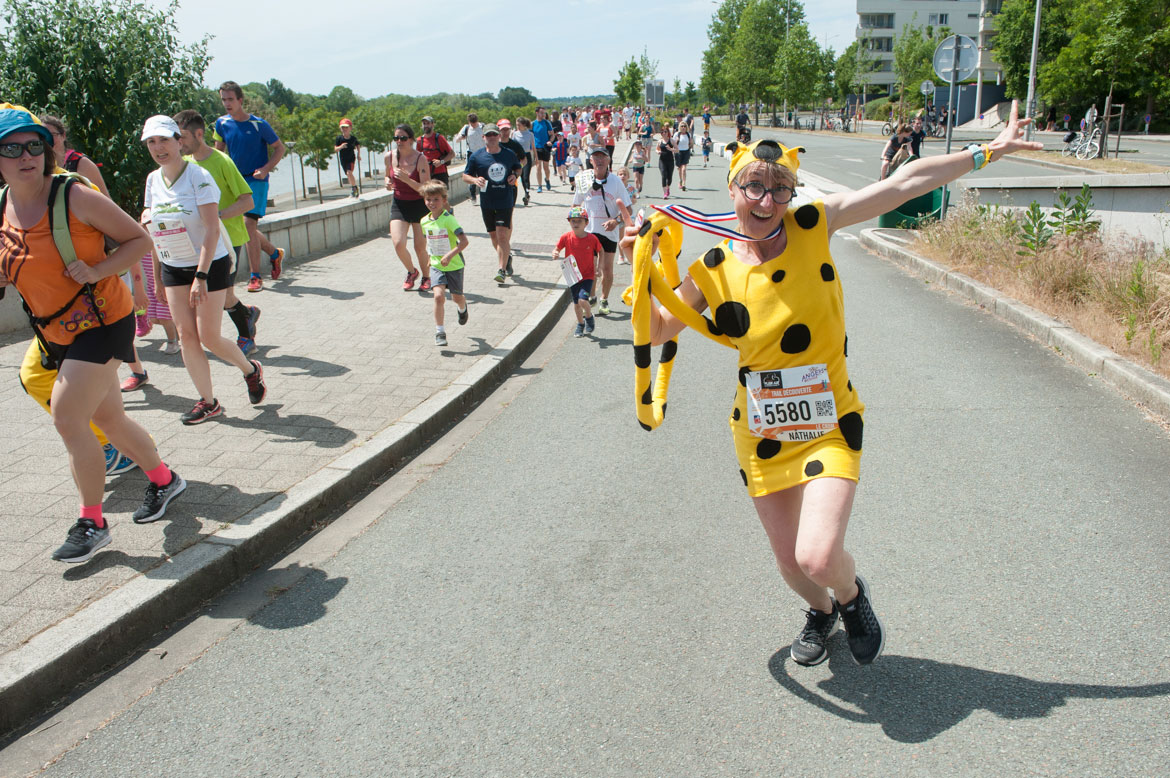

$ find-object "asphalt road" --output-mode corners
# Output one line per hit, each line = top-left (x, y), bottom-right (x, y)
(10, 148), (1170, 777)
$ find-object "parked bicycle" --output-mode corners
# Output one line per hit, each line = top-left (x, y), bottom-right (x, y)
(1062, 127), (1101, 160)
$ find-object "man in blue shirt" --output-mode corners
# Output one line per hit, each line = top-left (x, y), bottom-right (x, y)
(532, 107), (554, 193)
(213, 80), (287, 293)
(461, 124), (521, 284)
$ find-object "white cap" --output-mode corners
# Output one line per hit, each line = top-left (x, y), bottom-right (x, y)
(141, 114), (180, 140)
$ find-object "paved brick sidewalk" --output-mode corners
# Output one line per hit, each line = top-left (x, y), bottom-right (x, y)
(0, 179), (594, 657)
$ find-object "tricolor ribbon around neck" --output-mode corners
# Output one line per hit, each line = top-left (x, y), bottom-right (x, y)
(651, 203), (784, 243)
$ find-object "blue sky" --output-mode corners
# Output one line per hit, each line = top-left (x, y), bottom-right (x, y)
(158, 0), (859, 100)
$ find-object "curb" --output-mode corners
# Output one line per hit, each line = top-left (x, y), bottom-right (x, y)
(858, 228), (1170, 420)
(0, 284), (570, 733)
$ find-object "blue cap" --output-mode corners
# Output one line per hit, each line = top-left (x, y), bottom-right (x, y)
(0, 103), (52, 144)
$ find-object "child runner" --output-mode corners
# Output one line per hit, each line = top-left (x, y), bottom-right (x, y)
(553, 206), (601, 337)
(629, 140), (647, 193)
(552, 133), (569, 185)
(419, 181), (469, 347)
(702, 131), (713, 167)
(613, 165), (636, 265)
(565, 146), (582, 190)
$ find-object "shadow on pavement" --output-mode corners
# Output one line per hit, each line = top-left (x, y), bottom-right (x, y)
(768, 644), (1170, 743)
(462, 293), (503, 305)
(439, 336), (493, 358)
(250, 348), (350, 378)
(247, 564), (348, 630)
(218, 409), (357, 449)
(266, 281), (364, 301)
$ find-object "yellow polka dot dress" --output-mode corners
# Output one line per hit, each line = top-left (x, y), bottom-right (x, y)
(687, 200), (865, 497)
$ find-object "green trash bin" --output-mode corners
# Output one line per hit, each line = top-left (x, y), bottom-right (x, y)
(877, 187), (949, 229)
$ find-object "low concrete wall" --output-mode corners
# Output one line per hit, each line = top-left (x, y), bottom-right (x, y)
(260, 166), (473, 260)
(0, 165), (476, 335)
(959, 172), (1170, 251)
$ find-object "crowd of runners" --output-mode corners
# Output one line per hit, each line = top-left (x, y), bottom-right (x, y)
(0, 93), (711, 567)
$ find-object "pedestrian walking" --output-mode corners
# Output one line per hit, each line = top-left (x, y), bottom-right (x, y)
(657, 126), (676, 199)
(624, 101), (1043, 668)
(417, 116), (454, 185)
(461, 123), (521, 285)
(173, 110), (262, 356)
(385, 123), (432, 291)
(571, 148), (631, 315)
(0, 104), (185, 563)
(212, 81), (286, 293)
(335, 118), (361, 198)
(419, 181), (469, 347)
(532, 107), (554, 192)
(553, 205), (600, 337)
(456, 113), (487, 204)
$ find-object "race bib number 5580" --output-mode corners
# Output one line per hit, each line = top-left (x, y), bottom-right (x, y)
(745, 364), (839, 442)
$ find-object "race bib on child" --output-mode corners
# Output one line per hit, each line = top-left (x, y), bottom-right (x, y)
(560, 256), (583, 286)
(149, 220), (197, 264)
(745, 364), (839, 441)
(427, 229), (451, 259)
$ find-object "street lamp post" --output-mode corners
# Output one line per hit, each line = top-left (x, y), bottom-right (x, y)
(1024, 0), (1042, 142)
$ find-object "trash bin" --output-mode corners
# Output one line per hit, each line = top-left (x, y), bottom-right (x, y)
(877, 187), (949, 229)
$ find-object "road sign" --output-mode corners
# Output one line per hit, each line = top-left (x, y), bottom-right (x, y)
(920, 80), (935, 96)
(932, 35), (978, 83)
(644, 80), (664, 109)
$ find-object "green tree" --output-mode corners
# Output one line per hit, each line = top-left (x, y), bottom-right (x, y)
(892, 18), (946, 118)
(683, 81), (698, 107)
(0, 0), (210, 213)
(639, 46), (660, 83)
(279, 105), (342, 204)
(702, 0), (749, 103)
(725, 0), (797, 123)
(497, 86), (536, 106)
(265, 78), (299, 111)
(773, 21), (822, 111)
(326, 85), (362, 115)
(613, 57), (645, 106)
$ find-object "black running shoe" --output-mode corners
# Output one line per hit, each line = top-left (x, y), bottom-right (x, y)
(132, 472), (187, 524)
(506, 255), (514, 276)
(790, 604), (838, 666)
(180, 398), (222, 425)
(245, 360), (266, 404)
(457, 307), (468, 325)
(838, 574), (885, 665)
(51, 519), (111, 563)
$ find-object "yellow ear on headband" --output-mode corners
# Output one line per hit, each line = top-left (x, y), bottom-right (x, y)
(727, 139), (804, 185)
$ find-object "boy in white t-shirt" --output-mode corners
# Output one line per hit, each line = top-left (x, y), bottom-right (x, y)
(565, 146), (582, 189)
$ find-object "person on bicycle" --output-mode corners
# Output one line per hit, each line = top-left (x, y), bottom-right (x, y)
(880, 123), (912, 179)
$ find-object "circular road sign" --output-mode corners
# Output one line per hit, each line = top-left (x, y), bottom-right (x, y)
(920, 80), (935, 96)
(933, 35), (978, 83)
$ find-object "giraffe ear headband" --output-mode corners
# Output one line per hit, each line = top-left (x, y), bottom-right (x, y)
(625, 139), (804, 432)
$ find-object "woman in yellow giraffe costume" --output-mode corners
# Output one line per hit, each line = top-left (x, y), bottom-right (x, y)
(626, 101), (1040, 667)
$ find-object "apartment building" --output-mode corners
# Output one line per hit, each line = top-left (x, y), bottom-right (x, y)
(855, 0), (1004, 95)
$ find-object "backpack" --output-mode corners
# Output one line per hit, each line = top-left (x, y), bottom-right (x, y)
(0, 172), (104, 367)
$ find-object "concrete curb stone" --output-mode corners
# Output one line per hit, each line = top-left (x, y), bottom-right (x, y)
(859, 227), (1170, 421)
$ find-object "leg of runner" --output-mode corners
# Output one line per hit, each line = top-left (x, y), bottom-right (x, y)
(495, 225), (512, 279)
(597, 249), (615, 313)
(390, 218), (420, 283)
(410, 223), (428, 283)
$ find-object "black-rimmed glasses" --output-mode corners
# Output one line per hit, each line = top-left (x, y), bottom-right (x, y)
(0, 139), (46, 159)
(737, 181), (795, 205)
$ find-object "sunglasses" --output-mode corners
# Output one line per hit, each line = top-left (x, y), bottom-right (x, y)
(0, 139), (46, 159)
(394, 136), (410, 141)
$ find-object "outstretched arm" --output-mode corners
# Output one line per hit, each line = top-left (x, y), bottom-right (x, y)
(824, 100), (1043, 236)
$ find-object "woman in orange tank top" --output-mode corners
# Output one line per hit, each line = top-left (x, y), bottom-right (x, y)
(0, 104), (185, 564)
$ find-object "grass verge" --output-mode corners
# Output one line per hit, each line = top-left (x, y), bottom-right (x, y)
(913, 195), (1170, 379)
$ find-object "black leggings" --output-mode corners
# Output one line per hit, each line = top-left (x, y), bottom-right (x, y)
(659, 161), (674, 188)
(520, 153), (533, 194)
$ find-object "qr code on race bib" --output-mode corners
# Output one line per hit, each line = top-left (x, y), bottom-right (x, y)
(815, 399), (835, 416)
